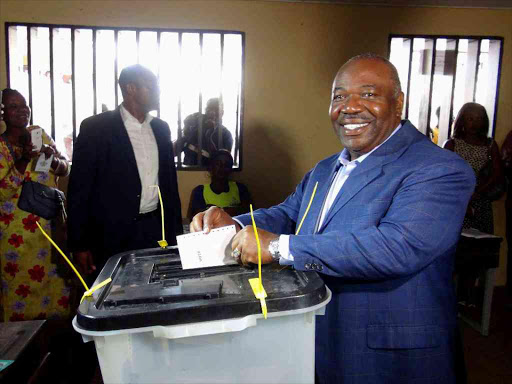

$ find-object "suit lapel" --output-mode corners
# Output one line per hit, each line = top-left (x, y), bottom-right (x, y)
(309, 159), (341, 233)
(317, 121), (416, 231)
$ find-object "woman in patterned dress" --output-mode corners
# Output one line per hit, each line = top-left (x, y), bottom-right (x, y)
(444, 102), (503, 234)
(0, 89), (71, 322)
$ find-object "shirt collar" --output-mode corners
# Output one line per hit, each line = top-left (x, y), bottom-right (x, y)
(338, 123), (402, 166)
(120, 104), (153, 126)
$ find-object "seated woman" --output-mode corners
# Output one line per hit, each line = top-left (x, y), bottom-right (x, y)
(187, 149), (251, 221)
(0, 88), (71, 321)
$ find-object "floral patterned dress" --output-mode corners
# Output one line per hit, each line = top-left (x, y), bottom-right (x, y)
(0, 131), (70, 322)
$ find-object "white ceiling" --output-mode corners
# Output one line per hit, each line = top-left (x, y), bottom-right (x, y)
(258, 0), (512, 9)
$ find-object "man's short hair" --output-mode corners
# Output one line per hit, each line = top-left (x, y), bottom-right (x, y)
(118, 64), (155, 93)
(344, 53), (402, 98)
(206, 97), (223, 110)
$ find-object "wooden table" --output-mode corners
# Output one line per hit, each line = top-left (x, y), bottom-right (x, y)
(0, 320), (47, 383)
(455, 232), (503, 336)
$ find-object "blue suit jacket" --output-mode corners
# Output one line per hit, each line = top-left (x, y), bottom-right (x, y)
(236, 121), (475, 383)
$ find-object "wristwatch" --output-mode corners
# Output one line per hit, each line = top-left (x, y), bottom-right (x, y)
(268, 237), (281, 262)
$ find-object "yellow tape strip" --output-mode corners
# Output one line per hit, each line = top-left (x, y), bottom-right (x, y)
(36, 221), (112, 304)
(150, 185), (168, 248)
(80, 277), (112, 304)
(295, 181), (318, 236)
(249, 204), (267, 319)
(36, 221), (89, 291)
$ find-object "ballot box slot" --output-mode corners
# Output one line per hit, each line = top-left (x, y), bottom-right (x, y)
(150, 262), (253, 284)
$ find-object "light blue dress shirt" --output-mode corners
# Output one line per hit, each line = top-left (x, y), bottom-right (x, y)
(279, 124), (402, 264)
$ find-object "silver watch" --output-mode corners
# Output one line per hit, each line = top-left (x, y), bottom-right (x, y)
(268, 237), (281, 262)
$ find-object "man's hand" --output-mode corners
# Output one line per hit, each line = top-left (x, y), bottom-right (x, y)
(231, 226), (279, 267)
(74, 250), (96, 275)
(190, 206), (240, 233)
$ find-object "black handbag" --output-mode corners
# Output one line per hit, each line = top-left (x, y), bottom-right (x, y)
(18, 180), (66, 220)
(478, 143), (506, 201)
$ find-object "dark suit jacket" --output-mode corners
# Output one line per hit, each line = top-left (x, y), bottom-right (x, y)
(67, 108), (182, 266)
(236, 121), (475, 383)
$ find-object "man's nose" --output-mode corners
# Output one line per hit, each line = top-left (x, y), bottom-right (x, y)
(340, 95), (363, 114)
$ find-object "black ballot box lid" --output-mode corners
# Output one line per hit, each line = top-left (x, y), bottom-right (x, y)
(76, 247), (328, 331)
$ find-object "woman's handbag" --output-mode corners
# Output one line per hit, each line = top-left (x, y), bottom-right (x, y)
(478, 143), (506, 201)
(18, 180), (66, 220)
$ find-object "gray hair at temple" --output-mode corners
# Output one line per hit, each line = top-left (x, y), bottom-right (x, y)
(343, 53), (402, 98)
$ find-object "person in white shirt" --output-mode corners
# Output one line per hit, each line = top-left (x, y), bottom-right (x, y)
(67, 65), (182, 281)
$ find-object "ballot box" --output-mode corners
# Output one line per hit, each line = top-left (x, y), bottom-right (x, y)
(73, 247), (331, 384)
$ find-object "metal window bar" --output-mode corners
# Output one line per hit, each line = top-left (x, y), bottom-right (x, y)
(235, 84), (240, 167)
(239, 32), (245, 169)
(71, 28), (77, 143)
(136, 30), (140, 64)
(156, 31), (161, 119)
(447, 39), (460, 138)
(425, 38), (437, 141)
(114, 30), (119, 108)
(176, 32), (183, 168)
(489, 40), (504, 138)
(473, 39), (482, 102)
(27, 27), (33, 126)
(197, 32), (204, 168)
(5, 22), (244, 170)
(49, 27), (56, 139)
(218, 34), (225, 152)
(92, 29), (97, 116)
(404, 38), (413, 120)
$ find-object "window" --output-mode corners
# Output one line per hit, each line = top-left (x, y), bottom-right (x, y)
(5, 23), (245, 169)
(389, 35), (503, 146)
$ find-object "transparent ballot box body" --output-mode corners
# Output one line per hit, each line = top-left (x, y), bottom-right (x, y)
(73, 247), (331, 384)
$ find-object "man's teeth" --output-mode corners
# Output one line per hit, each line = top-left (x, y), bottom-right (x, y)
(344, 123), (369, 130)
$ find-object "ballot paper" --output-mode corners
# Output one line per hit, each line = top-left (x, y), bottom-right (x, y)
(34, 153), (53, 172)
(177, 225), (237, 269)
(30, 127), (43, 151)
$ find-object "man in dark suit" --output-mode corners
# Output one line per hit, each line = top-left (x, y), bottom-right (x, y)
(191, 54), (475, 383)
(67, 64), (182, 281)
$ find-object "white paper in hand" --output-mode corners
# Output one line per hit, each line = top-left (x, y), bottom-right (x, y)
(35, 154), (53, 172)
(177, 225), (237, 269)
(30, 127), (43, 151)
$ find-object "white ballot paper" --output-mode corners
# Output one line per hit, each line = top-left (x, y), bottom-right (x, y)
(30, 127), (43, 151)
(35, 154), (53, 172)
(177, 225), (237, 270)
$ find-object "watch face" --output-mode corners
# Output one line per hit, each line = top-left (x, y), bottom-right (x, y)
(270, 239), (280, 261)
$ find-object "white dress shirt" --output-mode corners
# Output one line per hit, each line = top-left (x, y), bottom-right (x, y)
(120, 104), (159, 214)
(278, 124), (403, 263)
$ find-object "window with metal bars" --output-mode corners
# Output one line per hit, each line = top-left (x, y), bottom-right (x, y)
(5, 22), (244, 169)
(388, 35), (503, 147)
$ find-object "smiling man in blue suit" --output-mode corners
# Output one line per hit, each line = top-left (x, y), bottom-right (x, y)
(191, 53), (475, 383)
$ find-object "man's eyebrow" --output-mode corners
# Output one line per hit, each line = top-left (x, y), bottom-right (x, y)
(334, 84), (377, 91)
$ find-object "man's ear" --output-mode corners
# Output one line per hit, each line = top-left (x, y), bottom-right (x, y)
(396, 92), (405, 119)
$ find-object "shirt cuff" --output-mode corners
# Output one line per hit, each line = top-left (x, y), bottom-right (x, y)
(278, 235), (294, 265)
(233, 218), (245, 229)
